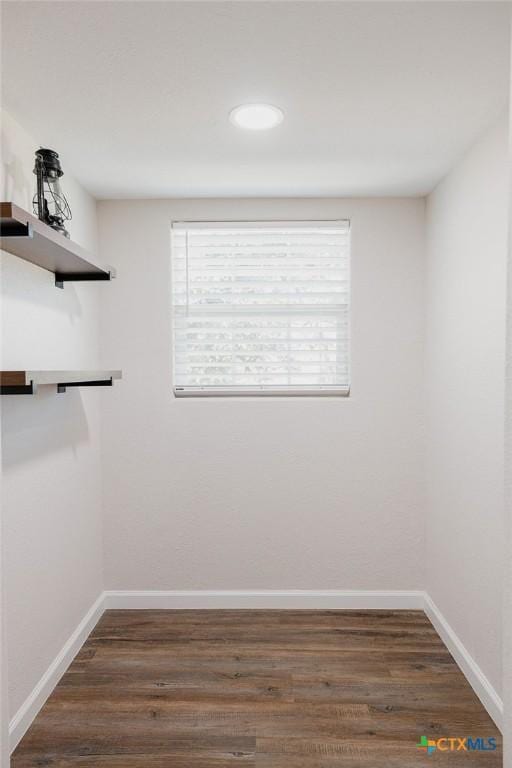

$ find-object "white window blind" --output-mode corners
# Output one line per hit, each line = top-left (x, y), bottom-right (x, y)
(171, 220), (350, 396)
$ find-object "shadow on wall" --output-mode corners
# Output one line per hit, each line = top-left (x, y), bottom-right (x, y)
(1, 122), (33, 211)
(1, 251), (83, 319)
(1, 388), (90, 467)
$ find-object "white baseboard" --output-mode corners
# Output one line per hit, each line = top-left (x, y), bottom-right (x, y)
(9, 588), (503, 755)
(9, 593), (105, 754)
(104, 589), (425, 610)
(423, 594), (503, 731)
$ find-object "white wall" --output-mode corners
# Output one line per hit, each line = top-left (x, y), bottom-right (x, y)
(503, 36), (512, 763)
(98, 197), (425, 592)
(425, 115), (508, 699)
(0, 431), (8, 767)
(1, 110), (104, 722)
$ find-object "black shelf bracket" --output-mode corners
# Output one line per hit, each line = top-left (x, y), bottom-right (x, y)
(0, 381), (35, 395)
(0, 220), (33, 238)
(57, 377), (113, 393)
(55, 271), (113, 289)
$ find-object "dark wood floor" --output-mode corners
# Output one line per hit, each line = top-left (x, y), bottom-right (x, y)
(12, 610), (501, 767)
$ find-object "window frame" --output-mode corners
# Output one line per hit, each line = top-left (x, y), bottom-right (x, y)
(171, 219), (351, 398)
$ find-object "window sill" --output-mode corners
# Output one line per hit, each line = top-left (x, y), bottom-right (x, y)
(173, 386), (350, 398)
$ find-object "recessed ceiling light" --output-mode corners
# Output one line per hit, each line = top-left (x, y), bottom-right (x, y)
(229, 103), (284, 131)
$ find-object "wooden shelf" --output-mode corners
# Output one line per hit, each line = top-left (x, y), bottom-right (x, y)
(0, 370), (122, 395)
(0, 202), (115, 288)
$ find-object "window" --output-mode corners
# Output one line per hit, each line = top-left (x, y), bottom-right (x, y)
(171, 220), (350, 396)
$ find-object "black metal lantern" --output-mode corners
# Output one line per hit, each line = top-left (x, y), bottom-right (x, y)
(33, 148), (72, 238)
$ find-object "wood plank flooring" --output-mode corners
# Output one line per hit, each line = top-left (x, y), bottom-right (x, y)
(12, 610), (502, 767)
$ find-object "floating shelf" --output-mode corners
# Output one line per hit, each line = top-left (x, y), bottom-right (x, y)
(0, 370), (122, 395)
(0, 202), (115, 288)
